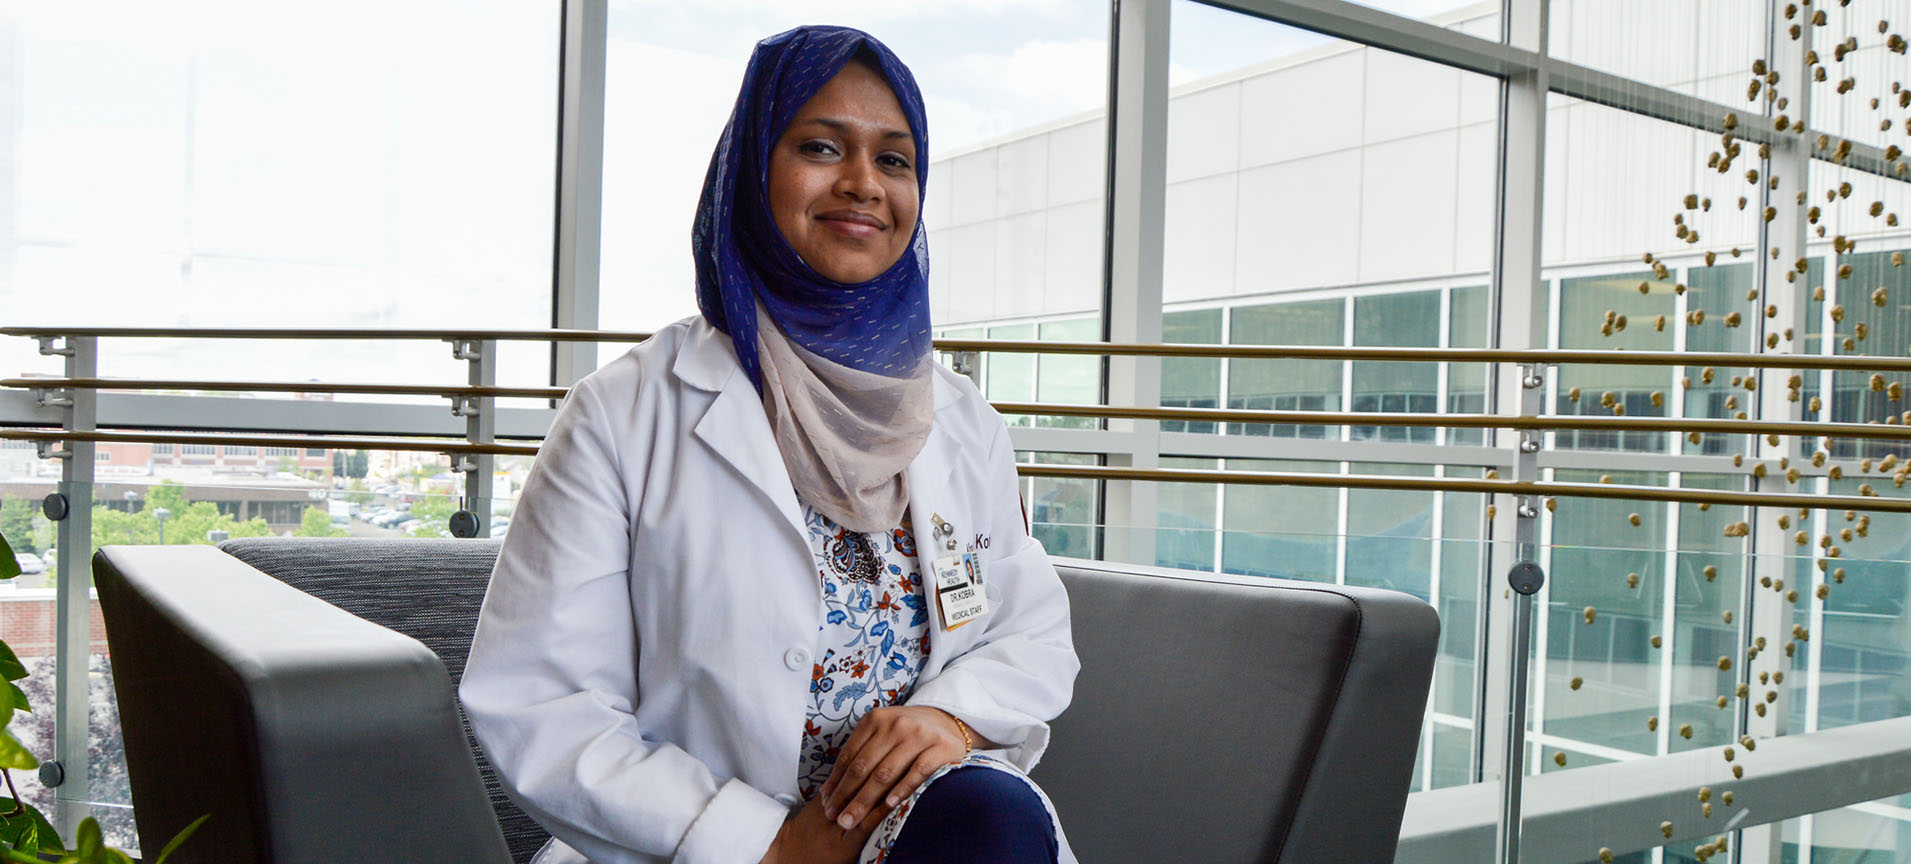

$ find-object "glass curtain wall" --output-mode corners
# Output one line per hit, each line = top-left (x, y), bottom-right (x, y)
(0, 2), (561, 848)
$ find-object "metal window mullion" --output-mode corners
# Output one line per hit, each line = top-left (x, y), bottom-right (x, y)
(1212, 458), (1226, 573)
(1099, 0), (1169, 567)
(1334, 460), (1349, 586)
(1655, 472), (1682, 758)
(1437, 285), (1452, 447)
(1740, 5), (1810, 860)
(1340, 295), (1354, 443)
(1216, 304), (1233, 431)
(1424, 462), (1447, 793)
(1670, 270), (1690, 453)
(552, 0), (606, 389)
(1804, 497), (1826, 736)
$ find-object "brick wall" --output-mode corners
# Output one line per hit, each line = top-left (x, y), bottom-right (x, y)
(0, 595), (109, 660)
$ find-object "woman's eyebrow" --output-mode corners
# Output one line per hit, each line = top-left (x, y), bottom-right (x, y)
(797, 116), (914, 142)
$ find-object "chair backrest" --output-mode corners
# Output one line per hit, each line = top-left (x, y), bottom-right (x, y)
(92, 544), (512, 864)
(1037, 559), (1439, 864)
(102, 539), (1437, 864)
(216, 537), (549, 864)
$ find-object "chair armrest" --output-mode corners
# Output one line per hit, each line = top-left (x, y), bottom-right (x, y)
(95, 544), (511, 864)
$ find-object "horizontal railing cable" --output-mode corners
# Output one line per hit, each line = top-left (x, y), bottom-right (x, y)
(1015, 464), (1911, 515)
(10, 327), (1911, 372)
(0, 428), (538, 457)
(6, 427), (1910, 514)
(9, 378), (1909, 443)
(1, 377), (570, 400)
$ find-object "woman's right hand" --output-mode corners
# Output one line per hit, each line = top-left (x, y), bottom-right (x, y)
(760, 795), (875, 864)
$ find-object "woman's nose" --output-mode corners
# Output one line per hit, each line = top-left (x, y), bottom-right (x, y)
(835, 155), (883, 202)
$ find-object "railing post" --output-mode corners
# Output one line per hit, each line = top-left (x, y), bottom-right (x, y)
(1496, 363), (1549, 864)
(43, 334), (96, 837)
(1483, 0), (1548, 852)
(451, 339), (497, 536)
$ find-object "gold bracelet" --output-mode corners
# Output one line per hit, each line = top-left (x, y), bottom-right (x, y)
(938, 708), (973, 753)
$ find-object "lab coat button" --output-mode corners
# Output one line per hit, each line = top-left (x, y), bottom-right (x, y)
(784, 647), (811, 671)
(775, 793), (799, 807)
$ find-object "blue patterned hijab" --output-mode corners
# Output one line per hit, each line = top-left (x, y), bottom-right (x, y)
(692, 25), (932, 393)
(691, 26), (935, 533)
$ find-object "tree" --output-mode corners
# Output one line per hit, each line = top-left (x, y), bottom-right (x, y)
(0, 498), (40, 556)
(405, 497), (459, 539)
(146, 482), (187, 513)
(296, 506), (346, 538)
(335, 450), (369, 479)
(90, 501), (270, 551)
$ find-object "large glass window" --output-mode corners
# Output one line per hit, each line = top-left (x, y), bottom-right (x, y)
(0, 3), (561, 391)
(1228, 299), (1345, 439)
(1161, 308), (1223, 434)
(1555, 272), (1675, 453)
(1447, 285), (1490, 446)
(1155, 456), (1218, 572)
(1037, 317), (1101, 429)
(1543, 469), (1672, 762)
(1220, 458), (1339, 581)
(1351, 292), (1440, 443)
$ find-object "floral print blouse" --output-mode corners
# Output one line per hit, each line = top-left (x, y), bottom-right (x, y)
(796, 502), (932, 800)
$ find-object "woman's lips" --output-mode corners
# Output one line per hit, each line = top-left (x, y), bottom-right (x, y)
(816, 210), (885, 239)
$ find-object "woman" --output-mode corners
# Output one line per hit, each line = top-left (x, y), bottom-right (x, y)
(460, 25), (1079, 864)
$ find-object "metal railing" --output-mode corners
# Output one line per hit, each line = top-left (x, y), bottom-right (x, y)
(6, 324), (1911, 864)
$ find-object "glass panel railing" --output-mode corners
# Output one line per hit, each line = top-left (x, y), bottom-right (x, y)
(0, 467), (522, 853)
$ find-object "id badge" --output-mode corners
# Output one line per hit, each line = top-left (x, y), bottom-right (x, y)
(933, 553), (989, 631)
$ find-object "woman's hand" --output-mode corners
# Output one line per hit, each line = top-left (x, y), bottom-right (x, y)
(760, 795), (873, 864)
(818, 706), (970, 832)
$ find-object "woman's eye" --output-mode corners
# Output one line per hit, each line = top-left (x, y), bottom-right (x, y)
(879, 153), (913, 171)
(799, 140), (839, 158)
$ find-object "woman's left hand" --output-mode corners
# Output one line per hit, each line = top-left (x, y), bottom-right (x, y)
(819, 706), (968, 831)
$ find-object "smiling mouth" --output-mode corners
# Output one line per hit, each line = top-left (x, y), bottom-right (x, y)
(816, 211), (886, 238)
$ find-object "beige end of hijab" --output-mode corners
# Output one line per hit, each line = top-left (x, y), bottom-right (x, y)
(755, 311), (934, 533)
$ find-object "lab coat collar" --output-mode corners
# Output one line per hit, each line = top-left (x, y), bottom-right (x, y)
(676, 316), (961, 549)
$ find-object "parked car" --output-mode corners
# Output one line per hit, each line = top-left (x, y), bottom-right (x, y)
(13, 553), (44, 576)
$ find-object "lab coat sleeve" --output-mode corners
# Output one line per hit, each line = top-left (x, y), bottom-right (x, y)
(906, 420), (1079, 772)
(460, 376), (787, 864)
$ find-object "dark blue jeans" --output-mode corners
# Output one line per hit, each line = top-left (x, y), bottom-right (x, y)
(884, 766), (1058, 864)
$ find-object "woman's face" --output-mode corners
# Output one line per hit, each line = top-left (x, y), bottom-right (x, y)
(768, 60), (920, 284)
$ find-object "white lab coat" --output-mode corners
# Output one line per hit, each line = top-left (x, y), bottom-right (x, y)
(460, 316), (1080, 864)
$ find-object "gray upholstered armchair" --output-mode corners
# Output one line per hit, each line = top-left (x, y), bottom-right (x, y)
(92, 538), (1437, 864)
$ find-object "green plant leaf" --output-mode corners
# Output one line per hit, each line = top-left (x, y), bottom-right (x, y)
(4, 685), (25, 714)
(148, 814), (207, 864)
(0, 797), (63, 853)
(0, 644), (25, 684)
(72, 818), (101, 858)
(0, 734), (36, 772)
(0, 534), (17, 580)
